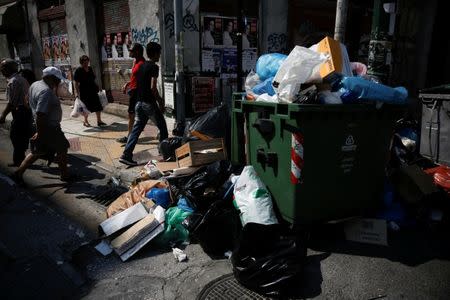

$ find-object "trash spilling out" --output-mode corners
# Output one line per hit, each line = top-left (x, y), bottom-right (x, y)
(94, 35), (449, 298)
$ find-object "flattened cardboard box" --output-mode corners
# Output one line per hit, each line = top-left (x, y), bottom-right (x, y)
(99, 201), (150, 236)
(344, 218), (388, 246)
(111, 212), (164, 261)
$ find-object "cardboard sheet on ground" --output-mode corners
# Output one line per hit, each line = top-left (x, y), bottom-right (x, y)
(111, 206), (166, 261)
(100, 201), (152, 236)
(106, 180), (168, 217)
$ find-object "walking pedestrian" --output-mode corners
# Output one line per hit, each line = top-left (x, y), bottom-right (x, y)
(12, 67), (73, 184)
(119, 42), (168, 166)
(116, 43), (145, 144)
(0, 59), (34, 167)
(73, 55), (106, 127)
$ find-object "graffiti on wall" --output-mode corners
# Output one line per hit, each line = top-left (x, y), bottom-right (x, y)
(164, 11), (199, 38)
(131, 27), (159, 45)
(267, 33), (287, 53)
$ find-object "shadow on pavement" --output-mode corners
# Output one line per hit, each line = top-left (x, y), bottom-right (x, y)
(280, 252), (329, 299)
(81, 122), (128, 133)
(308, 223), (450, 267)
(137, 136), (158, 144)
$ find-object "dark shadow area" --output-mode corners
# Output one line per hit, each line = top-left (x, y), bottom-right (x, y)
(70, 153), (102, 164)
(0, 255), (83, 299)
(137, 136), (158, 144)
(102, 122), (128, 132)
(81, 122), (128, 133)
(307, 223), (450, 267)
(280, 252), (329, 299)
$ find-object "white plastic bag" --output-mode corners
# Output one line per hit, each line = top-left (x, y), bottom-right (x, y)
(273, 46), (327, 103)
(98, 89), (108, 108)
(245, 71), (261, 97)
(70, 97), (90, 118)
(233, 166), (278, 226)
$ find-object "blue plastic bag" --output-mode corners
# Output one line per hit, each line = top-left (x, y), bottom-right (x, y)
(253, 76), (276, 96)
(146, 188), (170, 209)
(256, 53), (287, 81)
(338, 76), (408, 104)
(177, 197), (194, 213)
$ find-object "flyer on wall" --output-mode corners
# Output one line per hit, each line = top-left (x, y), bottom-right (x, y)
(42, 37), (52, 66)
(192, 77), (215, 113)
(201, 16), (223, 48)
(51, 36), (61, 65)
(59, 34), (70, 65)
(201, 49), (222, 73)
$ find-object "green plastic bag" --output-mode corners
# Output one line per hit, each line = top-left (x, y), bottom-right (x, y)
(154, 207), (192, 247)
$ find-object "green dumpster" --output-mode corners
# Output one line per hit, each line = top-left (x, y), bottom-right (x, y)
(232, 93), (404, 224)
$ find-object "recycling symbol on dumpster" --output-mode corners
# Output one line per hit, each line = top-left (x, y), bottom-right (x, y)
(345, 135), (355, 146)
(341, 134), (357, 152)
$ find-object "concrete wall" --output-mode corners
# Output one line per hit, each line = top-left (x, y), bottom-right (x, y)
(25, 0), (44, 79)
(128, 0), (160, 60)
(260, 0), (289, 54)
(162, 0), (200, 75)
(65, 0), (101, 86)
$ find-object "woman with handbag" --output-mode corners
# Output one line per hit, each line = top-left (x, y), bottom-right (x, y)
(74, 55), (106, 127)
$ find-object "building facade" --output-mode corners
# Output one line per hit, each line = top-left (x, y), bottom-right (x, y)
(1, 0), (449, 119)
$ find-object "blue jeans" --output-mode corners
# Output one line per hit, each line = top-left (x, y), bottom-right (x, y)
(122, 101), (168, 159)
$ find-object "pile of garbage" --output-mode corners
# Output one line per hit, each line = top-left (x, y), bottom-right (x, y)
(92, 36), (449, 298)
(246, 36), (408, 106)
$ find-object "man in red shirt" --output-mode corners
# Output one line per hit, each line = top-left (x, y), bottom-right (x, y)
(117, 43), (145, 143)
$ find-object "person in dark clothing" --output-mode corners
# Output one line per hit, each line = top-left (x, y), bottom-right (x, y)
(0, 59), (34, 166)
(119, 42), (168, 166)
(18, 69), (36, 85)
(74, 55), (106, 127)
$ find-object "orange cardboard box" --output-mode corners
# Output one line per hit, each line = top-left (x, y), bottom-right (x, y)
(317, 36), (343, 80)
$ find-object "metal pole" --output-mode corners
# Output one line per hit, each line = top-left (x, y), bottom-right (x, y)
(236, 2), (244, 92)
(174, 0), (185, 124)
(334, 0), (349, 43)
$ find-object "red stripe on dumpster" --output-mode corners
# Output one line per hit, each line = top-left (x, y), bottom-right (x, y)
(291, 133), (304, 184)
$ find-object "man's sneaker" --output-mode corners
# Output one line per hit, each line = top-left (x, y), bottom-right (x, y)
(119, 156), (138, 166)
(116, 136), (128, 143)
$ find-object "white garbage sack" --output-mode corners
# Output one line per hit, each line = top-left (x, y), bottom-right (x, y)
(233, 166), (278, 226)
(273, 46), (327, 103)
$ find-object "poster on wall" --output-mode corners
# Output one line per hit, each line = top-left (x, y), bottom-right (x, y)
(59, 34), (70, 65)
(42, 37), (52, 66)
(244, 18), (258, 49)
(201, 14), (258, 74)
(202, 16), (223, 48)
(192, 77), (215, 113)
(222, 48), (237, 74)
(51, 36), (61, 65)
(242, 49), (257, 73)
(222, 17), (237, 47)
(102, 32), (133, 60)
(201, 49), (222, 73)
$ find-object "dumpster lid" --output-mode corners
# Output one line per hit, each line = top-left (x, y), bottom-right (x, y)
(419, 84), (450, 94)
(419, 84), (450, 100)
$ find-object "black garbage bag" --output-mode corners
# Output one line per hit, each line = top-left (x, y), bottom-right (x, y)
(159, 137), (183, 161)
(168, 160), (234, 212)
(182, 198), (242, 258)
(232, 223), (306, 298)
(188, 104), (229, 138)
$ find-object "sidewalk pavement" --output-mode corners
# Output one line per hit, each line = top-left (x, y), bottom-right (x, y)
(0, 92), (175, 185)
